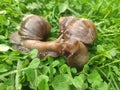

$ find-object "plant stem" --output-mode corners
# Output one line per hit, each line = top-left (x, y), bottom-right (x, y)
(100, 60), (120, 68)
(0, 67), (29, 78)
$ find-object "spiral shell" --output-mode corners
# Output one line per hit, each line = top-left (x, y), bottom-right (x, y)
(59, 16), (97, 44)
(19, 14), (50, 41)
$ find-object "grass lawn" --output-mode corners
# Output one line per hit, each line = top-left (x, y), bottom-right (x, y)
(0, 0), (120, 90)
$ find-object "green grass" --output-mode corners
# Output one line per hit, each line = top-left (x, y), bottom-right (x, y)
(0, 0), (120, 90)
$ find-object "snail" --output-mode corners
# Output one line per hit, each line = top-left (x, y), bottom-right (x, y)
(10, 14), (97, 69)
(10, 14), (63, 58)
(59, 16), (97, 44)
(59, 16), (97, 68)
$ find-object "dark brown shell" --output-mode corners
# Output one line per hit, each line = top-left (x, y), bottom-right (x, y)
(59, 16), (97, 44)
(19, 14), (50, 41)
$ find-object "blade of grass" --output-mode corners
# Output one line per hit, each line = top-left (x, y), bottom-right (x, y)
(110, 68), (120, 90)
(34, 69), (38, 90)
(100, 60), (120, 68)
(15, 60), (22, 90)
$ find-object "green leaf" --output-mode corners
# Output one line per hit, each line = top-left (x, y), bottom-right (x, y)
(88, 70), (102, 83)
(6, 86), (14, 90)
(52, 74), (72, 90)
(25, 49), (38, 59)
(0, 35), (6, 40)
(112, 66), (120, 76)
(51, 60), (60, 67)
(59, 64), (70, 74)
(41, 66), (50, 75)
(49, 65), (56, 82)
(0, 83), (5, 90)
(73, 76), (83, 89)
(92, 80), (102, 89)
(109, 49), (117, 57)
(27, 3), (39, 10)
(0, 44), (10, 52)
(97, 45), (105, 54)
(5, 51), (22, 65)
(28, 58), (40, 69)
(87, 70), (106, 89)
(0, 64), (9, 73)
(29, 49), (39, 59)
(104, 52), (112, 59)
(38, 75), (49, 90)
(25, 69), (36, 89)
(0, 10), (6, 14)
(98, 82), (109, 90)
(46, 57), (54, 64)
(59, 1), (69, 14)
(73, 74), (87, 89)
(83, 64), (89, 72)
(71, 68), (77, 74)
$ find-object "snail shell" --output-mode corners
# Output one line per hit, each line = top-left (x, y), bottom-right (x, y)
(59, 16), (97, 44)
(19, 14), (50, 41)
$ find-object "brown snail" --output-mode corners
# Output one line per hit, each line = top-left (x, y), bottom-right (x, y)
(10, 14), (97, 69)
(10, 14), (63, 58)
(59, 16), (97, 68)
